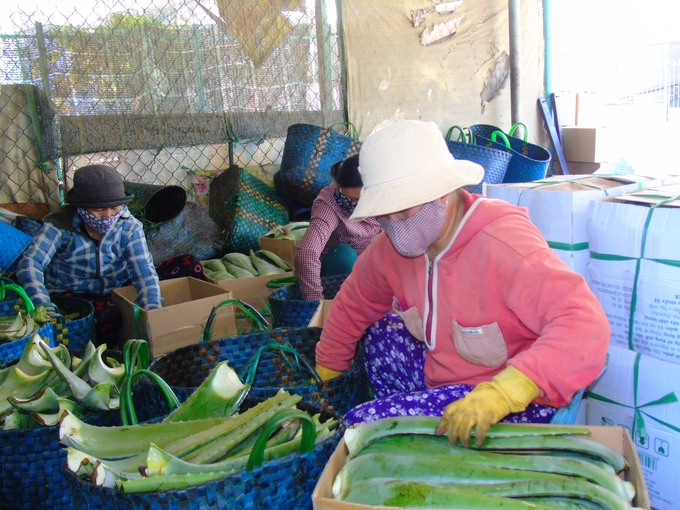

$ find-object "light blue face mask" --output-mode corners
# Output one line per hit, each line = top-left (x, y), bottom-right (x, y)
(378, 200), (448, 257)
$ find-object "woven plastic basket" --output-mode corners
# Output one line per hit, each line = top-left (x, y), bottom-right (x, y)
(124, 182), (187, 224)
(145, 202), (222, 264)
(13, 215), (43, 238)
(50, 295), (95, 350)
(268, 274), (348, 329)
(0, 222), (33, 274)
(147, 327), (369, 416)
(469, 123), (551, 183)
(275, 123), (362, 207)
(209, 166), (289, 254)
(65, 400), (344, 510)
(0, 348), (130, 510)
(445, 126), (512, 194)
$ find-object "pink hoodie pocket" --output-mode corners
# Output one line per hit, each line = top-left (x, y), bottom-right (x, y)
(392, 297), (425, 342)
(452, 320), (508, 367)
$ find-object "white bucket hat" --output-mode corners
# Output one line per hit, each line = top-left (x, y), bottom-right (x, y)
(349, 120), (484, 222)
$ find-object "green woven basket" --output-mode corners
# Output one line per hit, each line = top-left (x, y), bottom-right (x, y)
(209, 166), (289, 254)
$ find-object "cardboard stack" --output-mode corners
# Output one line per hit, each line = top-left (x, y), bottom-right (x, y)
(587, 345), (680, 510)
(587, 184), (680, 363)
(484, 175), (660, 280)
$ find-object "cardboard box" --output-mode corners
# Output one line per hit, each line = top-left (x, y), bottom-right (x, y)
(258, 236), (300, 267)
(587, 345), (680, 510)
(555, 161), (602, 175)
(204, 271), (294, 311)
(308, 300), (333, 327)
(485, 175), (659, 280)
(111, 277), (237, 357)
(312, 425), (651, 510)
(587, 184), (680, 362)
(562, 126), (622, 163)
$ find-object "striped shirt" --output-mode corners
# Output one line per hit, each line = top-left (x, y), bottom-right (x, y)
(16, 205), (162, 309)
(295, 183), (381, 300)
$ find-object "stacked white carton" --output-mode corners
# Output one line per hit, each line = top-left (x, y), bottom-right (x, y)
(587, 345), (680, 510)
(587, 184), (680, 364)
(484, 175), (659, 280)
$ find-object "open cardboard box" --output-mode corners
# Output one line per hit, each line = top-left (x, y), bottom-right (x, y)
(259, 235), (300, 267)
(308, 300), (333, 328)
(111, 277), (237, 357)
(203, 270), (295, 311)
(312, 424), (651, 510)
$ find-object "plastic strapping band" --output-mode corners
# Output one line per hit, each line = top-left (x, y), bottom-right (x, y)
(547, 241), (589, 252)
(587, 353), (680, 440)
(515, 175), (611, 207)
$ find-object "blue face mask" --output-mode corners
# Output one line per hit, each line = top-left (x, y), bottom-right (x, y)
(334, 187), (358, 213)
(78, 207), (124, 236)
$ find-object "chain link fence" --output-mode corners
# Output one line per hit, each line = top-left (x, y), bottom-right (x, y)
(1, 0), (346, 212)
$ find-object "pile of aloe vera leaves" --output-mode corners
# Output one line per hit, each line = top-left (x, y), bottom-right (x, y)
(334, 416), (640, 510)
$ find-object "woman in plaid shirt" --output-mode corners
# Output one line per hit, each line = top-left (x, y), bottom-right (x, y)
(294, 154), (381, 300)
(16, 165), (201, 348)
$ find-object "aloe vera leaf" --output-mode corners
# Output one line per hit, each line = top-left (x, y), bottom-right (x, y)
(470, 436), (628, 474)
(71, 342), (96, 379)
(521, 497), (609, 510)
(88, 344), (126, 390)
(37, 338), (91, 399)
(249, 250), (284, 276)
(119, 470), (237, 493)
(223, 261), (256, 279)
(79, 382), (113, 411)
(224, 415), (300, 459)
(333, 454), (573, 500)
(59, 391), (296, 460)
(341, 478), (563, 509)
(2, 410), (38, 430)
(0, 366), (51, 415)
(179, 395), (302, 463)
(344, 416), (591, 459)
(543, 451), (617, 474)
(211, 271), (235, 281)
(1, 312), (25, 335)
(203, 259), (228, 273)
(93, 461), (144, 488)
(355, 434), (632, 501)
(162, 361), (248, 423)
(222, 253), (258, 275)
(255, 250), (293, 271)
(32, 397), (90, 427)
(456, 479), (632, 510)
(9, 387), (61, 414)
(144, 416), (326, 477)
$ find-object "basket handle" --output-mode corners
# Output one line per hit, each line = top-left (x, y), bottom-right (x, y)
(327, 122), (359, 141)
(239, 342), (322, 387)
(266, 275), (298, 289)
(246, 408), (317, 472)
(491, 131), (513, 150)
(0, 283), (34, 314)
(0, 276), (17, 302)
(508, 122), (528, 142)
(202, 299), (270, 342)
(445, 125), (467, 142)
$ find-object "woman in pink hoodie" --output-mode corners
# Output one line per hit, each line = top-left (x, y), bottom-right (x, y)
(314, 120), (610, 447)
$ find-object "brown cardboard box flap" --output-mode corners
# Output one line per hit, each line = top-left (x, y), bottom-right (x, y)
(312, 424), (651, 510)
(111, 277), (237, 357)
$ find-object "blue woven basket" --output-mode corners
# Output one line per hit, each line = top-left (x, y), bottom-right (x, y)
(209, 166), (289, 254)
(13, 215), (43, 238)
(268, 274), (348, 329)
(65, 400), (344, 510)
(0, 222), (33, 274)
(50, 295), (95, 350)
(146, 327), (369, 416)
(445, 139), (512, 194)
(0, 321), (54, 365)
(469, 124), (551, 183)
(0, 349), (131, 510)
(275, 124), (362, 207)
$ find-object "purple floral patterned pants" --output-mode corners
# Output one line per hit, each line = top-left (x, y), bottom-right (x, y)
(345, 313), (556, 426)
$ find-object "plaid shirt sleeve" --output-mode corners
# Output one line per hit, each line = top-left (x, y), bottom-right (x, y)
(295, 199), (340, 301)
(123, 222), (162, 310)
(16, 223), (63, 306)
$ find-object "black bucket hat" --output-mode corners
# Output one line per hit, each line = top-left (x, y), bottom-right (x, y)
(65, 165), (134, 208)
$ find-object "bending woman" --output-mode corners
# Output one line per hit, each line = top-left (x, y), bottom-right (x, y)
(295, 154), (381, 300)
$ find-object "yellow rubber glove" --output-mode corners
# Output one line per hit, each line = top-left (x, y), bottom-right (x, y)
(434, 366), (540, 447)
(315, 364), (345, 381)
